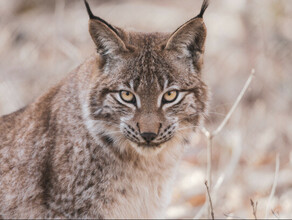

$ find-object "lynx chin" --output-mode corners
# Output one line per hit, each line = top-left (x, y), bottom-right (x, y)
(0, 0), (209, 218)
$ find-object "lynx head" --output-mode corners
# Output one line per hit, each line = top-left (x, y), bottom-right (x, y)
(83, 0), (209, 155)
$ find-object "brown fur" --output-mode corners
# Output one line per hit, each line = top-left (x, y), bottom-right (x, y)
(0, 0), (209, 218)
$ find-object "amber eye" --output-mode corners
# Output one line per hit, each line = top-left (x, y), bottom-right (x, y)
(162, 90), (178, 103)
(120, 90), (136, 104)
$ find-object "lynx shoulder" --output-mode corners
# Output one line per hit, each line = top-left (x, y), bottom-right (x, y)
(0, 0), (209, 218)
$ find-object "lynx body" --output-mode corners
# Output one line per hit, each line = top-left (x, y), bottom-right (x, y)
(0, 1), (209, 218)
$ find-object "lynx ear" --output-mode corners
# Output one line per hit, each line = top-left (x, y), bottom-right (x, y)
(164, 0), (209, 59)
(84, 0), (128, 57)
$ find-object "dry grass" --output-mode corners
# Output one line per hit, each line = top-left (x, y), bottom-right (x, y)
(0, 0), (291, 218)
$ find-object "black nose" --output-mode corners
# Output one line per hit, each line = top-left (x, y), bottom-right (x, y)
(140, 132), (157, 143)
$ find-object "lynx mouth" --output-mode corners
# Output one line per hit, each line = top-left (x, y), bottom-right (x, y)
(134, 137), (174, 148)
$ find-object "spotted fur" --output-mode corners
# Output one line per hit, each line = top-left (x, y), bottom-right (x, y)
(0, 0), (209, 218)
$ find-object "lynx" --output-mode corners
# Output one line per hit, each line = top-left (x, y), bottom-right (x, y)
(0, 0), (209, 218)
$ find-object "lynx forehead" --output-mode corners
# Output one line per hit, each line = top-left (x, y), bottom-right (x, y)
(0, 0), (209, 218)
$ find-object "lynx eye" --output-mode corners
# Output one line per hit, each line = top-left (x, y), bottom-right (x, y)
(120, 90), (136, 104)
(162, 90), (178, 103)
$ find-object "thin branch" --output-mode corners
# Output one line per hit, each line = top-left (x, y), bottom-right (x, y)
(265, 153), (280, 219)
(206, 68), (255, 187)
(194, 140), (242, 219)
(205, 181), (214, 220)
(206, 137), (213, 189)
(271, 209), (280, 219)
(201, 126), (213, 190)
(212, 69), (255, 136)
(202, 130), (213, 219)
(250, 199), (258, 220)
(194, 69), (255, 219)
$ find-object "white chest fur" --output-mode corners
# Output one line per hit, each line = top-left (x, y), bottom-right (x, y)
(104, 143), (183, 219)
(108, 163), (177, 218)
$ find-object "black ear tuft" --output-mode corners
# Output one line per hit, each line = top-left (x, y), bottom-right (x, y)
(84, 0), (95, 20)
(196, 0), (209, 18)
(84, 0), (120, 37)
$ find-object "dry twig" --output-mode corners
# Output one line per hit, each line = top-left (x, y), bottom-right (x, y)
(205, 69), (254, 188)
(212, 69), (255, 137)
(265, 153), (280, 218)
(194, 69), (255, 219)
(271, 209), (280, 219)
(204, 181), (214, 220)
(250, 199), (258, 220)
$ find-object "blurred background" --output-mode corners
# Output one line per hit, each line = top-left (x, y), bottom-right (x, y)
(0, 0), (291, 218)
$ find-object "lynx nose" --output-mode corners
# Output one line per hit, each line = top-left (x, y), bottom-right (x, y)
(140, 132), (157, 143)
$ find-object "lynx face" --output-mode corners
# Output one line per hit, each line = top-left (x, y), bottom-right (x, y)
(84, 1), (208, 154)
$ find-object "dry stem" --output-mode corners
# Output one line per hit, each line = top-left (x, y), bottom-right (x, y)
(265, 153), (280, 218)
(250, 199), (258, 220)
(212, 69), (255, 137)
(205, 69), (254, 188)
(194, 69), (255, 219)
(271, 209), (280, 219)
(205, 181), (214, 220)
